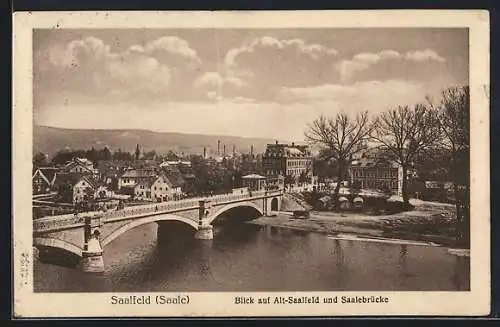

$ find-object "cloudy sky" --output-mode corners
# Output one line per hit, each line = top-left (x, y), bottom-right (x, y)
(34, 28), (468, 141)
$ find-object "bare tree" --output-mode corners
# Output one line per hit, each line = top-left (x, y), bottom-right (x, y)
(305, 111), (372, 208)
(429, 86), (470, 244)
(370, 104), (442, 207)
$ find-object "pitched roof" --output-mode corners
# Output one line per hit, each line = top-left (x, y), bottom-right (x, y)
(135, 177), (157, 189)
(121, 168), (157, 178)
(75, 157), (93, 165)
(79, 175), (99, 189)
(98, 160), (129, 173)
(62, 159), (94, 173)
(162, 171), (185, 188)
(161, 165), (181, 174)
(265, 143), (311, 158)
(350, 158), (399, 169)
(54, 172), (99, 189)
(33, 167), (60, 185)
(39, 167), (59, 182)
(242, 174), (267, 179)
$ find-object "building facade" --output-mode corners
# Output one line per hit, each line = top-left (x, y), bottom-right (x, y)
(262, 141), (313, 186)
(134, 178), (154, 201)
(151, 173), (184, 201)
(118, 168), (157, 190)
(32, 167), (59, 194)
(348, 158), (400, 193)
(62, 158), (98, 177)
(133, 174), (184, 202)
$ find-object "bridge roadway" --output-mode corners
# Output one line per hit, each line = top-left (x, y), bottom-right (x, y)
(33, 189), (283, 273)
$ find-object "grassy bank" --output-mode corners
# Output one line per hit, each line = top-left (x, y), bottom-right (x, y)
(250, 199), (467, 249)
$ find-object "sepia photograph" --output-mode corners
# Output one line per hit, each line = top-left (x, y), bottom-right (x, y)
(13, 10), (490, 317)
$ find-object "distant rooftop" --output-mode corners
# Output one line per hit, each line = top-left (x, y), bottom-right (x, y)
(350, 158), (399, 169)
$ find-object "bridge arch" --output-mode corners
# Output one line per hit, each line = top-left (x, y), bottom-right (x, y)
(101, 214), (198, 247)
(207, 201), (264, 225)
(34, 237), (83, 257)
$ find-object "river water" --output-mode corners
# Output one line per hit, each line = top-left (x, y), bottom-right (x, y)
(34, 222), (469, 292)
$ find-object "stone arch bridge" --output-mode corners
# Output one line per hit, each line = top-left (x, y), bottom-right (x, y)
(33, 190), (283, 272)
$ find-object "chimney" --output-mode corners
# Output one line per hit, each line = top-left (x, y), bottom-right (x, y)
(223, 144), (226, 156)
(233, 145), (236, 156)
(217, 140), (221, 155)
(275, 140), (278, 145)
(203, 147), (206, 159)
(250, 145), (254, 156)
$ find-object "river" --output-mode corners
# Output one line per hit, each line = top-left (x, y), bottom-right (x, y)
(34, 222), (469, 292)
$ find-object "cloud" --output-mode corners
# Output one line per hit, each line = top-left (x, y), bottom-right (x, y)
(107, 53), (172, 95)
(225, 36), (338, 68)
(223, 36), (339, 90)
(143, 36), (202, 68)
(338, 49), (446, 82)
(194, 71), (248, 101)
(194, 72), (246, 89)
(279, 80), (428, 114)
(39, 36), (200, 101)
(405, 49), (446, 62)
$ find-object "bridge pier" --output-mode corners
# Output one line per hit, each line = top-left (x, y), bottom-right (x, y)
(194, 224), (214, 240)
(81, 249), (104, 273)
(195, 199), (214, 240)
(81, 215), (105, 273)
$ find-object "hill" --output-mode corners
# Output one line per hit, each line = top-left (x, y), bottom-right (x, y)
(33, 125), (284, 158)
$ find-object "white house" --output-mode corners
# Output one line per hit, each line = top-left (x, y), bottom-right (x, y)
(118, 168), (157, 190)
(72, 175), (99, 204)
(63, 158), (98, 176)
(133, 173), (185, 202)
(32, 167), (59, 194)
(134, 178), (154, 201)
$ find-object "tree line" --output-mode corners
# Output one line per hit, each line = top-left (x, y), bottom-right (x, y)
(305, 85), (469, 245)
(33, 145), (184, 168)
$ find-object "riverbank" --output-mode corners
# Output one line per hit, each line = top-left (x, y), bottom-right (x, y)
(250, 199), (468, 249)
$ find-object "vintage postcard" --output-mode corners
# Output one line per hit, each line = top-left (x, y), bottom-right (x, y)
(13, 10), (490, 317)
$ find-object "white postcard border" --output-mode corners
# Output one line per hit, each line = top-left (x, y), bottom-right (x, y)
(13, 10), (490, 317)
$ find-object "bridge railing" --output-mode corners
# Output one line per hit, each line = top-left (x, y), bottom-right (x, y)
(104, 198), (201, 221)
(33, 212), (93, 232)
(34, 189), (283, 232)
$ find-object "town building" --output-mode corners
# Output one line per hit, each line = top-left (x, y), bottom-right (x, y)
(54, 173), (104, 204)
(61, 158), (98, 177)
(32, 167), (59, 194)
(118, 168), (157, 190)
(152, 172), (184, 201)
(97, 160), (132, 189)
(134, 178), (155, 201)
(348, 158), (400, 194)
(134, 173), (185, 202)
(159, 160), (192, 169)
(242, 174), (267, 191)
(262, 141), (313, 186)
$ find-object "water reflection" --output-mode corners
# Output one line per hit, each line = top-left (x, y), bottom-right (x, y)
(34, 221), (470, 292)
